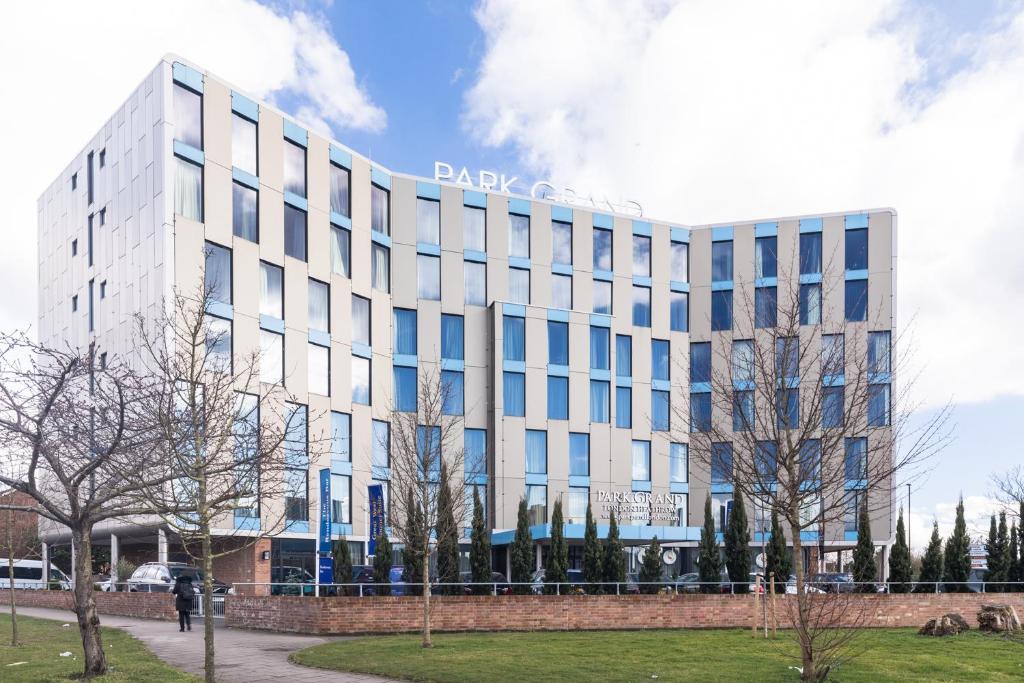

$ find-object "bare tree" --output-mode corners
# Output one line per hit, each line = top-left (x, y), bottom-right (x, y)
(675, 249), (951, 681)
(0, 334), (177, 677)
(2, 498), (42, 646)
(132, 284), (303, 683)
(992, 465), (1024, 515)
(385, 367), (468, 648)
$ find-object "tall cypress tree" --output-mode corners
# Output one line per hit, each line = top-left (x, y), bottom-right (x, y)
(985, 514), (1003, 589)
(602, 510), (626, 585)
(916, 521), (944, 593)
(332, 537), (353, 595)
(401, 486), (424, 596)
(582, 500), (603, 593)
(469, 486), (491, 595)
(698, 494), (722, 593)
(372, 532), (392, 596)
(546, 497), (568, 592)
(943, 497), (971, 592)
(1008, 522), (1020, 592)
(764, 511), (791, 590)
(510, 497), (534, 594)
(888, 508), (913, 593)
(435, 463), (461, 595)
(724, 493), (750, 594)
(851, 499), (876, 592)
(639, 536), (663, 594)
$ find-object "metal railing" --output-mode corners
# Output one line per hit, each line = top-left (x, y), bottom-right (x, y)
(189, 593), (226, 618)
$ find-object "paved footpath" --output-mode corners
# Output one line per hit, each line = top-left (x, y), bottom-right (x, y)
(2, 606), (398, 682)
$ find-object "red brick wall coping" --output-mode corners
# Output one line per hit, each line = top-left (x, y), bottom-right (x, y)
(1, 589), (177, 621)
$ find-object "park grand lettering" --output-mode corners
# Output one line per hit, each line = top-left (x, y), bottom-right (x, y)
(595, 490), (684, 523)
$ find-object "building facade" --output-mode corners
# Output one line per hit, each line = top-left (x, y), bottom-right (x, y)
(37, 56), (897, 584)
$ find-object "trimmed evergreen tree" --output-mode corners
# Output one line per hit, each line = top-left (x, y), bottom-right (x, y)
(697, 494), (722, 594)
(764, 511), (791, 590)
(851, 499), (877, 592)
(332, 537), (353, 595)
(582, 500), (603, 593)
(639, 536), (663, 594)
(545, 497), (568, 592)
(888, 508), (913, 593)
(510, 497), (534, 594)
(1009, 522), (1020, 592)
(724, 493), (750, 594)
(469, 486), (491, 595)
(372, 532), (392, 596)
(987, 511), (1010, 591)
(943, 497), (971, 592)
(602, 510), (626, 586)
(435, 463), (461, 595)
(400, 486), (424, 596)
(916, 521), (944, 593)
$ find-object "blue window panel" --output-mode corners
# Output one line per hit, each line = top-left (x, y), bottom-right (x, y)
(755, 236), (778, 279)
(632, 480), (652, 493)
(569, 433), (589, 476)
(616, 377), (632, 388)
(547, 376), (569, 420)
(260, 314), (285, 334)
(309, 329), (330, 348)
(632, 286), (651, 328)
(416, 181), (441, 200)
(417, 242), (441, 256)
(282, 120), (307, 147)
(394, 367), (417, 412)
(823, 386), (844, 429)
(551, 205), (573, 223)
(547, 309), (570, 323)
(631, 220), (652, 236)
(632, 275), (652, 288)
(631, 440), (651, 481)
(508, 198), (531, 216)
(670, 443), (688, 483)
(526, 430), (547, 474)
(868, 331), (891, 376)
(615, 387), (632, 428)
(846, 213), (869, 229)
(593, 269), (614, 282)
(284, 191), (308, 212)
(755, 287), (777, 329)
(590, 380), (610, 423)
(329, 145), (352, 169)
(799, 217), (823, 233)
(371, 168), (391, 190)
(590, 326), (610, 370)
(711, 241), (733, 282)
(442, 370), (464, 416)
(593, 213), (613, 229)
(670, 292), (689, 332)
(845, 269), (868, 281)
(690, 342), (711, 384)
(552, 263), (573, 276)
(441, 314), (464, 361)
(230, 91), (258, 121)
(800, 232), (823, 275)
(756, 442), (777, 482)
(652, 339), (670, 381)
(547, 364), (569, 377)
(503, 372), (525, 416)
(172, 62), (204, 92)
(232, 167), (259, 190)
(711, 226), (734, 241)
(670, 281), (690, 294)
(800, 283), (822, 325)
(711, 443), (733, 484)
(391, 353), (417, 369)
(508, 256), (532, 270)
(845, 438), (868, 480)
(548, 320), (569, 365)
(503, 315), (525, 361)
(776, 388), (800, 430)
(463, 190), (487, 208)
(589, 314), (612, 328)
(670, 226), (690, 243)
(733, 391), (754, 432)
(616, 334), (632, 378)
(590, 368), (610, 381)
(711, 290), (732, 331)
(370, 230), (392, 248)
(652, 390), (670, 431)
(393, 308), (417, 356)
(207, 300), (233, 321)
(331, 213), (352, 230)
(173, 140), (205, 166)
(799, 440), (822, 481)
(465, 429), (487, 477)
(845, 280), (868, 322)
(352, 342), (372, 360)
(776, 337), (800, 379)
(845, 228), (868, 271)
(868, 384), (891, 426)
(331, 411), (351, 464)
(690, 393), (712, 432)
(463, 249), (487, 263)
(755, 222), (778, 237)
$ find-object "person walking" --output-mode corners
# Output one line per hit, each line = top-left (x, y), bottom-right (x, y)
(171, 574), (195, 632)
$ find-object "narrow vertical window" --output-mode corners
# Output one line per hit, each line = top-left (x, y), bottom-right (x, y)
(552, 220), (572, 266)
(417, 198), (440, 245)
(331, 226), (350, 278)
(712, 242), (733, 282)
(371, 244), (390, 292)
(371, 184), (390, 235)
(173, 83), (203, 150)
(508, 268), (530, 304)
(283, 141), (306, 197)
(232, 114), (257, 176)
(284, 206), (307, 261)
(464, 261), (486, 305)
(259, 262), (283, 319)
(204, 242), (232, 304)
(463, 206), (486, 252)
(846, 229), (868, 271)
(671, 241), (688, 282)
(330, 164), (351, 217)
(509, 214), (530, 259)
(232, 183), (258, 242)
(308, 279), (329, 333)
(755, 237), (777, 279)
(800, 233), (822, 275)
(632, 235), (651, 277)
(593, 228), (612, 271)
(174, 158), (203, 221)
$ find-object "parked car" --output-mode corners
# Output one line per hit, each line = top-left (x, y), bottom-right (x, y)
(350, 565), (407, 595)
(458, 571), (512, 595)
(675, 571), (730, 593)
(0, 560), (71, 590)
(127, 562), (230, 594)
(807, 572), (855, 594)
(625, 572), (641, 594)
(271, 565), (316, 596)
(530, 568), (584, 594)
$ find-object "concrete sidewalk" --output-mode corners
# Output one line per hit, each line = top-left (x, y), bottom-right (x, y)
(2, 606), (397, 682)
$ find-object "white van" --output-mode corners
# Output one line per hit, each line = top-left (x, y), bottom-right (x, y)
(0, 560), (72, 590)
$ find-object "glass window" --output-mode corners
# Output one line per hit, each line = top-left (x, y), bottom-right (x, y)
(526, 485), (547, 525)
(308, 279), (329, 333)
(283, 141), (306, 197)
(371, 244), (390, 292)
(593, 228), (612, 271)
(844, 491), (862, 534)
(799, 440), (822, 481)
(593, 279), (612, 314)
(868, 332), (891, 375)
(590, 326), (610, 370)
(329, 163), (350, 217)
(733, 391), (754, 431)
(393, 309), (416, 356)
(652, 339), (669, 381)
(567, 488), (588, 525)
(799, 284), (821, 325)
(632, 286), (651, 327)
(755, 286), (777, 329)
(352, 356), (370, 404)
(371, 184), (390, 235)
(670, 443), (687, 483)
(548, 321), (568, 365)
(712, 290), (732, 331)
(868, 384), (890, 426)
(442, 370), (464, 415)
(465, 429), (487, 477)
(670, 292), (688, 332)
(259, 330), (283, 384)
(631, 440), (651, 481)
(232, 183), (258, 242)
(508, 268), (530, 304)
(351, 295), (370, 346)
(551, 273), (572, 310)
(590, 380), (610, 423)
(822, 334), (845, 376)
(776, 337), (799, 379)
(632, 235), (651, 277)
(331, 411), (351, 462)
(442, 315), (464, 360)
(845, 281), (867, 321)
(690, 342), (711, 384)
(173, 84), (202, 149)
(569, 433), (589, 476)
(756, 442), (777, 481)
(732, 340), (754, 383)
(615, 387), (632, 428)
(206, 317), (232, 372)
(308, 344), (329, 395)
(260, 262), (283, 318)
(417, 198), (440, 244)
(755, 236), (777, 279)
(464, 261), (486, 305)
(464, 206), (486, 252)
(284, 404), (308, 465)
(284, 205), (307, 261)
(690, 393), (712, 432)
(285, 468), (308, 522)
(503, 316), (525, 361)
(232, 114), (257, 176)
(652, 391), (670, 431)
(777, 388), (799, 430)
(394, 367), (417, 412)
(823, 386), (844, 428)
(845, 438), (867, 480)
(846, 229), (868, 271)
(417, 254), (441, 300)
(712, 241), (733, 282)
(331, 226), (350, 278)
(711, 442), (733, 484)
(204, 242), (231, 304)
(526, 430), (547, 473)
(372, 420), (390, 468)
(174, 158), (203, 221)
(671, 241), (688, 282)
(800, 233), (822, 275)
(503, 372), (525, 416)
(548, 376), (568, 420)
(616, 335), (632, 377)
(552, 220), (572, 266)
(331, 474), (351, 525)
(509, 213), (530, 258)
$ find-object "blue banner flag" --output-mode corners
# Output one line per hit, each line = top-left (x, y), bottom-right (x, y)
(368, 483), (385, 556)
(318, 468), (332, 554)
(318, 556), (334, 585)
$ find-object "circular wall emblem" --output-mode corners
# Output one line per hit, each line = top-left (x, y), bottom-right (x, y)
(662, 549), (678, 565)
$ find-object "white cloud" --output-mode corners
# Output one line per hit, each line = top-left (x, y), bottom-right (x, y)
(907, 495), (1004, 555)
(464, 0), (1024, 410)
(0, 0), (383, 335)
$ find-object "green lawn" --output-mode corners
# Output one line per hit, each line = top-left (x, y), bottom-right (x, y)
(0, 613), (195, 682)
(291, 629), (1024, 682)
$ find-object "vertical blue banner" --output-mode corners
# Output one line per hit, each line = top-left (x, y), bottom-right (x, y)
(318, 556), (334, 585)
(318, 468), (332, 554)
(368, 483), (385, 556)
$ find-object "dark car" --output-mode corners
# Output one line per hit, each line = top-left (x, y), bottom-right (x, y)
(675, 571), (731, 594)
(530, 568), (584, 594)
(127, 562), (230, 594)
(459, 571), (511, 595)
(808, 572), (855, 594)
(351, 564), (407, 595)
(270, 565), (316, 596)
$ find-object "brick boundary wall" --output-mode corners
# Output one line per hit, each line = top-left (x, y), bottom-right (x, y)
(1, 590), (177, 621)
(224, 593), (1024, 636)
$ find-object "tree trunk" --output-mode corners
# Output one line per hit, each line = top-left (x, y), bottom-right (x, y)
(202, 530), (216, 683)
(71, 525), (107, 677)
(422, 543), (432, 648)
(789, 519), (816, 682)
(6, 510), (17, 646)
